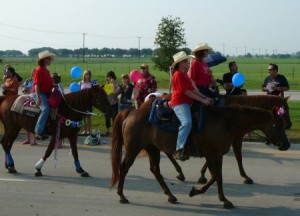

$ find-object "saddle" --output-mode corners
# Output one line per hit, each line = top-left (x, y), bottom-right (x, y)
(149, 99), (204, 132)
(11, 95), (40, 118)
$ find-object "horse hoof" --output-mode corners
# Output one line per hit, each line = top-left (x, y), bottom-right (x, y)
(80, 171), (90, 177)
(224, 202), (234, 209)
(35, 170), (43, 177)
(189, 187), (198, 197)
(8, 167), (17, 174)
(197, 176), (207, 184)
(176, 174), (185, 182)
(120, 198), (129, 204)
(168, 196), (178, 204)
(244, 179), (254, 184)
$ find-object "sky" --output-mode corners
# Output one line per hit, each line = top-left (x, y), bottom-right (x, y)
(0, 0), (299, 56)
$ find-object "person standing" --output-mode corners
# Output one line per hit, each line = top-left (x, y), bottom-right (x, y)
(169, 51), (212, 161)
(262, 63), (289, 97)
(222, 61), (247, 95)
(188, 42), (217, 99)
(22, 69), (38, 146)
(118, 74), (134, 111)
(103, 71), (119, 136)
(79, 70), (93, 134)
(133, 64), (157, 108)
(31, 50), (56, 140)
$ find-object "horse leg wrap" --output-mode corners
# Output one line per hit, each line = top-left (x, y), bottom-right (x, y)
(5, 153), (14, 166)
(74, 160), (82, 172)
(35, 158), (45, 170)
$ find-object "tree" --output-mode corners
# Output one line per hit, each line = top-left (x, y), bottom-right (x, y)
(152, 16), (187, 72)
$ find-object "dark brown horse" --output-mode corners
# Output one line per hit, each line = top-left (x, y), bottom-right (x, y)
(0, 85), (110, 176)
(110, 99), (290, 208)
(165, 95), (292, 184)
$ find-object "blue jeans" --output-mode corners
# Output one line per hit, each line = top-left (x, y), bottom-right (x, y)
(173, 103), (192, 150)
(31, 93), (50, 134)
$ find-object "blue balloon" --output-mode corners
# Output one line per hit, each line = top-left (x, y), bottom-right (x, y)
(232, 72), (245, 87)
(70, 66), (82, 79)
(69, 82), (80, 92)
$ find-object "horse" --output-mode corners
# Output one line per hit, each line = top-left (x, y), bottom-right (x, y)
(110, 99), (290, 208)
(164, 95), (292, 184)
(0, 85), (110, 176)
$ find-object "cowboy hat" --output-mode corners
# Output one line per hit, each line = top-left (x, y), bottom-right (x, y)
(140, 64), (149, 69)
(192, 42), (213, 55)
(37, 50), (56, 62)
(171, 51), (194, 69)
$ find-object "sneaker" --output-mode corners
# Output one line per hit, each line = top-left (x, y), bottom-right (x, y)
(35, 134), (49, 141)
(173, 149), (189, 161)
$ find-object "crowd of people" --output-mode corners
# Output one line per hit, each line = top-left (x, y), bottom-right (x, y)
(2, 47), (290, 159)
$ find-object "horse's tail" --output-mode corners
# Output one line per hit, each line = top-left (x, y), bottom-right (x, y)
(110, 109), (132, 189)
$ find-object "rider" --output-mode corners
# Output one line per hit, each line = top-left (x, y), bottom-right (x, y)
(31, 50), (56, 140)
(169, 51), (212, 161)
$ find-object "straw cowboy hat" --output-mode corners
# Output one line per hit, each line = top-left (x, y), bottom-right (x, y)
(37, 50), (56, 62)
(192, 42), (213, 55)
(171, 51), (194, 69)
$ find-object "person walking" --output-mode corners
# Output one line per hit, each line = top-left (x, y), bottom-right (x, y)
(31, 50), (56, 140)
(22, 69), (38, 145)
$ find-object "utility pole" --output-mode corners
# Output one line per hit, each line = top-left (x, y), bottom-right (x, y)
(137, 36), (141, 60)
(82, 33), (86, 62)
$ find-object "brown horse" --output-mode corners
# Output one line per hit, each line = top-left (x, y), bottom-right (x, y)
(0, 85), (110, 176)
(164, 95), (292, 184)
(110, 99), (290, 208)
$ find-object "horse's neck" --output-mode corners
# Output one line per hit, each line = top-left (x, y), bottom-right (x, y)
(228, 107), (271, 133)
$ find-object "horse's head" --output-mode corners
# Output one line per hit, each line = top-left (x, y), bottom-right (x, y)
(91, 85), (111, 113)
(264, 106), (290, 151)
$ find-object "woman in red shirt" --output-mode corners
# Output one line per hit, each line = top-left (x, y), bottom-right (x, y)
(169, 51), (212, 161)
(189, 42), (216, 98)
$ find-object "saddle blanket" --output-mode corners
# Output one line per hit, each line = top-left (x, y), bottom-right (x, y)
(149, 99), (204, 132)
(11, 95), (40, 118)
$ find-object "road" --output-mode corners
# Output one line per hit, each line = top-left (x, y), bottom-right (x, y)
(0, 134), (299, 216)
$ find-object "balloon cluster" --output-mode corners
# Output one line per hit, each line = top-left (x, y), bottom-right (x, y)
(69, 66), (82, 92)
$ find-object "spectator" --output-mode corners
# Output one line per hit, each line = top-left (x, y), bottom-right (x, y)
(22, 69), (38, 146)
(78, 70), (93, 134)
(169, 51), (212, 161)
(31, 50), (56, 140)
(103, 71), (119, 136)
(3, 64), (22, 82)
(118, 74), (134, 111)
(222, 61), (247, 95)
(2, 67), (19, 96)
(133, 64), (157, 108)
(262, 63), (289, 97)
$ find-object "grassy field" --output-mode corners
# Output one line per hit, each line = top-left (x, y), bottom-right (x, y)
(1, 57), (299, 142)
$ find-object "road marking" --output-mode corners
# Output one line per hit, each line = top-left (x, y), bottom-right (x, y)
(0, 178), (28, 182)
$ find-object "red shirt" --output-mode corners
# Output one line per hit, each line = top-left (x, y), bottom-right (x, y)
(32, 66), (53, 94)
(134, 73), (157, 102)
(169, 70), (194, 107)
(188, 58), (212, 87)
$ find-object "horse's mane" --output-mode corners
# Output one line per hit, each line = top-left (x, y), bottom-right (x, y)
(223, 95), (288, 109)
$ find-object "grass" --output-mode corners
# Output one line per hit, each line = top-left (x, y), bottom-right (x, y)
(0, 57), (299, 142)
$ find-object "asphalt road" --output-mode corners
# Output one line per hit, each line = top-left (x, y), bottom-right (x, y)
(0, 135), (299, 216)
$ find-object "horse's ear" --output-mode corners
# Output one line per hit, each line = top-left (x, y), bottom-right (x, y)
(284, 96), (290, 101)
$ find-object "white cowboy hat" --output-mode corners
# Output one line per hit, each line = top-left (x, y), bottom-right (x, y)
(192, 42), (213, 55)
(37, 50), (56, 62)
(171, 51), (194, 69)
